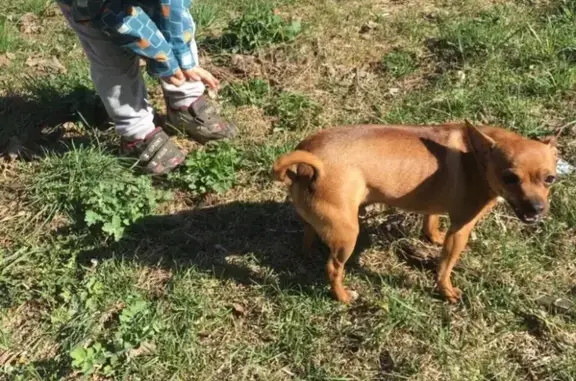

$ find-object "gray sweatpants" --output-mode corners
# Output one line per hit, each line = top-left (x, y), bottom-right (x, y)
(60, 5), (205, 140)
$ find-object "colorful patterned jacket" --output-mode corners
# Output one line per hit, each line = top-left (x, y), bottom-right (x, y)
(58, 0), (197, 77)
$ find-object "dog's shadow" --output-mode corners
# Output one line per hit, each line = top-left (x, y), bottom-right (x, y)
(79, 200), (326, 294)
(78, 200), (440, 298)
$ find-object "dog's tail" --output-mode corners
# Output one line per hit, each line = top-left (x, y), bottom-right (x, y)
(272, 150), (324, 185)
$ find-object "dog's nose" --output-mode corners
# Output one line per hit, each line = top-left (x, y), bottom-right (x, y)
(529, 200), (545, 214)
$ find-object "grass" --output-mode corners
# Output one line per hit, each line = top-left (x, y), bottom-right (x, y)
(0, 17), (17, 54)
(380, 49), (419, 78)
(220, 5), (302, 53)
(1, 0), (576, 379)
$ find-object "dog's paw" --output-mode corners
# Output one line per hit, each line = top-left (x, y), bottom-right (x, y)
(424, 231), (446, 246)
(348, 290), (359, 302)
(337, 289), (359, 304)
(441, 287), (462, 304)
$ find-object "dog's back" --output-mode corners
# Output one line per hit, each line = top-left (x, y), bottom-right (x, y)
(290, 124), (484, 214)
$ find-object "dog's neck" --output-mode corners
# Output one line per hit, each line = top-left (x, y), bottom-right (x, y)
(464, 142), (499, 203)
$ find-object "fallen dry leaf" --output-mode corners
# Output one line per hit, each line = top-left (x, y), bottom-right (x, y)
(127, 341), (156, 360)
(359, 21), (379, 34)
(0, 54), (11, 68)
(20, 12), (42, 34)
(536, 295), (575, 312)
(25, 54), (67, 74)
(231, 303), (247, 317)
(230, 54), (262, 76)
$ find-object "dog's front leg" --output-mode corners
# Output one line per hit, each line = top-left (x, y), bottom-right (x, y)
(436, 221), (475, 303)
(437, 202), (495, 303)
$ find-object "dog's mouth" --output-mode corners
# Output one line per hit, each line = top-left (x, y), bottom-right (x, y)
(515, 210), (541, 224)
(505, 199), (545, 224)
(509, 205), (543, 224)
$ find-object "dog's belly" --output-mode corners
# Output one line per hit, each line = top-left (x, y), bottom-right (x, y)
(366, 188), (452, 215)
(363, 166), (459, 215)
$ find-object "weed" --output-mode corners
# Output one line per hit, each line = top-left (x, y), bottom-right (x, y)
(69, 296), (162, 377)
(380, 49), (418, 78)
(266, 91), (321, 131)
(221, 6), (301, 53)
(70, 342), (115, 376)
(221, 79), (273, 107)
(29, 145), (170, 241)
(3, 0), (51, 16)
(83, 177), (171, 241)
(169, 142), (242, 195)
(0, 240), (78, 308)
(243, 141), (294, 178)
(191, 0), (221, 39)
(25, 0), (51, 15)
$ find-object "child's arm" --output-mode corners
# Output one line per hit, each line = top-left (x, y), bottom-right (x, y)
(156, 0), (197, 71)
(155, 0), (219, 88)
(96, 3), (182, 79)
(63, 0), (214, 86)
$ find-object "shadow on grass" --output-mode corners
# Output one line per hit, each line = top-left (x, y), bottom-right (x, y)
(76, 200), (439, 300)
(0, 82), (109, 159)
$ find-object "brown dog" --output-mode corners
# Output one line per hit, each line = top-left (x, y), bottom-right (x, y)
(272, 121), (557, 303)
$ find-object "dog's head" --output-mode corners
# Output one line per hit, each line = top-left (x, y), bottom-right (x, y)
(465, 120), (558, 224)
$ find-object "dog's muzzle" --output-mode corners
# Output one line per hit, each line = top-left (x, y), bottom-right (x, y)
(509, 199), (546, 224)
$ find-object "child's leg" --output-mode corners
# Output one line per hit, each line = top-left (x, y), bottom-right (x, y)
(152, 5), (236, 143)
(160, 38), (205, 109)
(59, 4), (154, 140)
(59, 4), (186, 174)
(162, 37), (237, 143)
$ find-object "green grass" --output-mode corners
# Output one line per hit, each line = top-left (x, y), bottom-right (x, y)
(191, 0), (223, 39)
(2, 0), (576, 380)
(220, 5), (302, 53)
(378, 3), (576, 135)
(222, 78), (274, 107)
(168, 141), (243, 195)
(0, 17), (17, 53)
(1, 0), (54, 16)
(380, 49), (419, 78)
(28, 144), (171, 241)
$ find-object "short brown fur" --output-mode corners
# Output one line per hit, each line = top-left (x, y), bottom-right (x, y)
(273, 121), (558, 303)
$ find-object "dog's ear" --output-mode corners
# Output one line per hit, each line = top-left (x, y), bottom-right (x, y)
(537, 135), (558, 156)
(465, 119), (496, 157)
(537, 135), (557, 147)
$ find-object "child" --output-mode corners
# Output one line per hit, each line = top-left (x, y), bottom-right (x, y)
(57, 0), (237, 174)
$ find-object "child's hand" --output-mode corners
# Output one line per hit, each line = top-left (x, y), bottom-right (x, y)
(161, 67), (219, 89)
(183, 67), (219, 89)
(161, 69), (187, 87)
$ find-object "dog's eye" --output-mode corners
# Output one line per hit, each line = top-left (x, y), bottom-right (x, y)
(544, 175), (556, 185)
(502, 171), (520, 185)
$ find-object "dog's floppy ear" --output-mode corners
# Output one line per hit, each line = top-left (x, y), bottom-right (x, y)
(465, 119), (496, 157)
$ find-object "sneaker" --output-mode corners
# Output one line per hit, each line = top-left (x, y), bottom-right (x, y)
(121, 127), (186, 175)
(166, 95), (237, 144)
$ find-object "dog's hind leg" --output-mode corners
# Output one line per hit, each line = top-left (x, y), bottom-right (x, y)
(423, 214), (446, 245)
(301, 221), (318, 256)
(324, 219), (360, 304)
